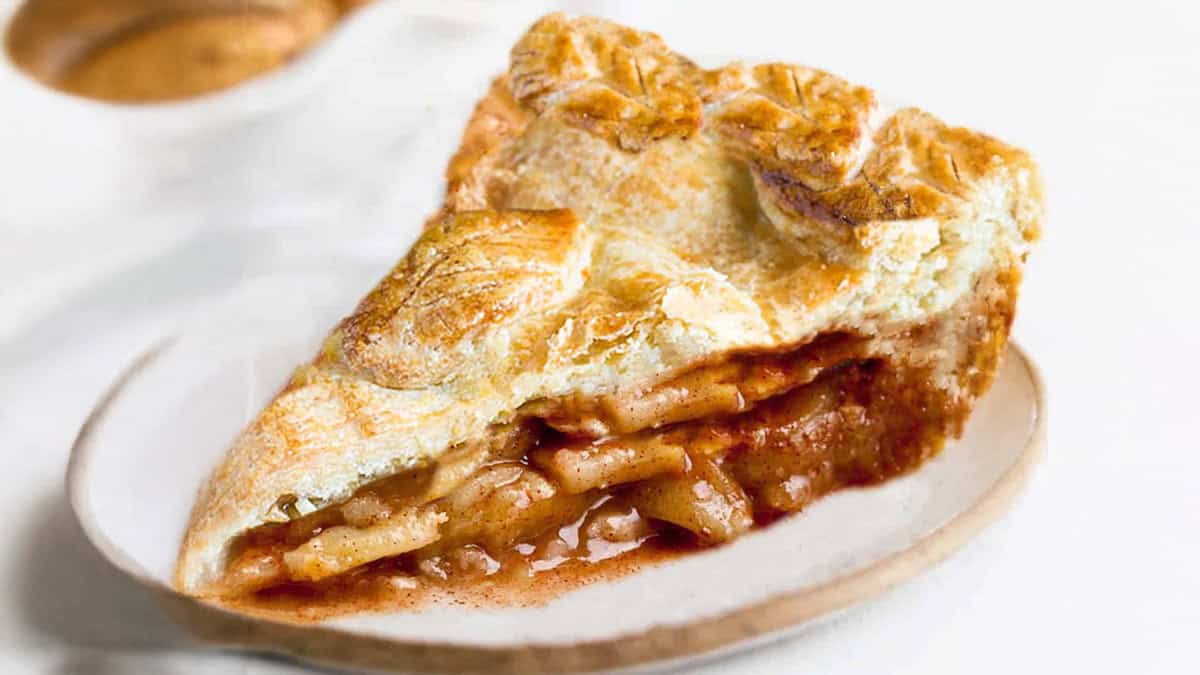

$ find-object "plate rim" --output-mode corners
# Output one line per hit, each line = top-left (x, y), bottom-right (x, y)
(66, 339), (1047, 674)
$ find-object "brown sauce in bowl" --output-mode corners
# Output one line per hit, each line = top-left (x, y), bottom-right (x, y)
(6, 0), (370, 102)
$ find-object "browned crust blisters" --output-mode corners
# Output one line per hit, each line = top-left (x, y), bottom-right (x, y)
(175, 12), (1044, 595)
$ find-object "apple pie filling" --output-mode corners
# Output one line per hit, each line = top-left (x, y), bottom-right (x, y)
(217, 333), (958, 605)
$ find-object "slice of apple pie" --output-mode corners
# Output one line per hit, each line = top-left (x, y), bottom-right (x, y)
(175, 13), (1043, 612)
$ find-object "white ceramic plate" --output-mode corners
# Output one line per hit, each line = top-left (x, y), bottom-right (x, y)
(67, 274), (1046, 674)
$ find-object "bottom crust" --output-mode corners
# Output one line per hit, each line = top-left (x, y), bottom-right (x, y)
(210, 267), (1018, 620)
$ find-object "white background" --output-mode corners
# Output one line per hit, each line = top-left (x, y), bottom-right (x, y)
(1, 0), (1197, 673)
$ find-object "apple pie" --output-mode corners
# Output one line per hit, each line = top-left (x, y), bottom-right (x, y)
(175, 14), (1043, 613)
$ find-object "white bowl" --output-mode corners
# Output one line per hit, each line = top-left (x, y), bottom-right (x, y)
(0, 0), (518, 342)
(67, 273), (1047, 674)
(0, 0), (507, 236)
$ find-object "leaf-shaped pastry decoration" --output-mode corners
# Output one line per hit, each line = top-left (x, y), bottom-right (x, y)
(705, 62), (878, 192)
(338, 209), (591, 388)
(751, 108), (1041, 260)
(509, 13), (702, 152)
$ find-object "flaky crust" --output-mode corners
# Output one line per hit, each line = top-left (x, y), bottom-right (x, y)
(339, 209), (591, 388)
(176, 13), (1043, 592)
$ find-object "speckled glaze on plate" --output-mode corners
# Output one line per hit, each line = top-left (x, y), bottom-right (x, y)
(66, 274), (1046, 674)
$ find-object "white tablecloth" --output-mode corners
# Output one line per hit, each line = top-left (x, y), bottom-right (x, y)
(2, 1), (1197, 672)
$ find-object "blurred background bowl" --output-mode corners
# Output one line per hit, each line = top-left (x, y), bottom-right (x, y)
(0, 0), (526, 340)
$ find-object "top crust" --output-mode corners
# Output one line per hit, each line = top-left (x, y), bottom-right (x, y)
(176, 13), (1044, 592)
